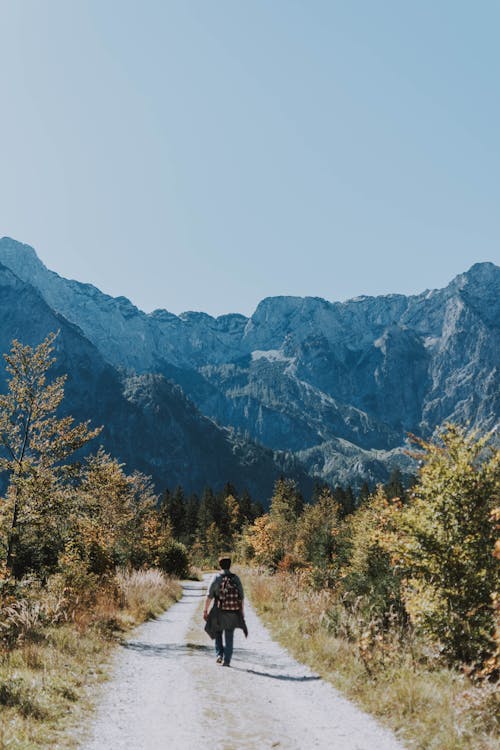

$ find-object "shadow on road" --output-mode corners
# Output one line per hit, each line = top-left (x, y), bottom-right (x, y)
(123, 640), (320, 684)
(122, 641), (213, 657)
(179, 589), (205, 599)
(233, 666), (320, 682)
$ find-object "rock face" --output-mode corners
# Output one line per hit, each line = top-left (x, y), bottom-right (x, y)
(0, 236), (498, 493)
(0, 256), (311, 499)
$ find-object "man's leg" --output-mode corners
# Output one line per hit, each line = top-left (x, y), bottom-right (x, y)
(215, 631), (224, 662)
(223, 629), (234, 665)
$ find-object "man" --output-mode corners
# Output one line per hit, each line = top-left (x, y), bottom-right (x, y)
(203, 556), (245, 667)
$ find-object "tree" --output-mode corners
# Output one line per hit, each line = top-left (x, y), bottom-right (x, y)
(76, 450), (164, 572)
(160, 486), (186, 538)
(197, 487), (216, 541)
(245, 514), (281, 568)
(183, 493), (199, 544)
(238, 489), (254, 523)
(205, 522), (225, 564)
(268, 477), (303, 561)
(75, 449), (135, 573)
(390, 425), (500, 665)
(344, 485), (356, 516)
(384, 468), (405, 500)
(340, 486), (403, 617)
(222, 493), (240, 546)
(0, 334), (100, 576)
(294, 487), (341, 568)
(358, 481), (371, 504)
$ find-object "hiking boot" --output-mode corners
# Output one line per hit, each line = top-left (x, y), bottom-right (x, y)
(222, 662), (230, 667)
(216, 656), (223, 664)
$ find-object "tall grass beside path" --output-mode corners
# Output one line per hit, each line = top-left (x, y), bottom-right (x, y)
(0, 569), (181, 749)
(243, 568), (499, 750)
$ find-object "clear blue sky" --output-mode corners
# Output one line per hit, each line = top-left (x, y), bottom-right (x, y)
(0, 1), (498, 317)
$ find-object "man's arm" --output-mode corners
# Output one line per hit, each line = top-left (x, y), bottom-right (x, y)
(203, 575), (218, 621)
(203, 594), (212, 621)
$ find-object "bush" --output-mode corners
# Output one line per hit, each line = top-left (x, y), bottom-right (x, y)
(157, 539), (190, 578)
(0, 675), (48, 719)
(389, 425), (499, 666)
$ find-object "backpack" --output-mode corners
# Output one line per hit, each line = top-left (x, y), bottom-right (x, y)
(217, 573), (242, 611)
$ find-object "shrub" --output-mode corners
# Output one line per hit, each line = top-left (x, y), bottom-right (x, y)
(157, 539), (190, 578)
(389, 425), (499, 666)
(0, 675), (48, 719)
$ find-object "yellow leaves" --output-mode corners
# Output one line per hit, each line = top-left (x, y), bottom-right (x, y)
(0, 333), (101, 473)
(387, 426), (500, 664)
(0, 333), (178, 581)
(245, 513), (281, 567)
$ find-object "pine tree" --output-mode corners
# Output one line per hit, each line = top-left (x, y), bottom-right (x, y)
(344, 485), (356, 516)
(358, 481), (371, 504)
(197, 487), (216, 542)
(238, 489), (253, 522)
(159, 485), (186, 538)
(183, 493), (199, 544)
(384, 468), (405, 500)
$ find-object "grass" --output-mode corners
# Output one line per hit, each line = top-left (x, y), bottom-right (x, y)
(0, 569), (181, 749)
(244, 568), (499, 750)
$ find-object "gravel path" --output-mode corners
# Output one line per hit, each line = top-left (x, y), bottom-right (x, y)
(80, 577), (406, 750)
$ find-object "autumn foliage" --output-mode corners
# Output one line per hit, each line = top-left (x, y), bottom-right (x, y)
(244, 425), (500, 673)
(0, 333), (189, 587)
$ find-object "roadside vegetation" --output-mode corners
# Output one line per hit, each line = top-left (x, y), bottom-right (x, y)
(0, 334), (183, 748)
(1, 332), (498, 749)
(239, 427), (499, 750)
(152, 384), (500, 749)
(0, 568), (180, 748)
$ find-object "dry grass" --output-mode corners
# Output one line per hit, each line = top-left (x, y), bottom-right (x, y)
(0, 624), (108, 749)
(245, 568), (499, 750)
(116, 568), (181, 621)
(0, 569), (181, 749)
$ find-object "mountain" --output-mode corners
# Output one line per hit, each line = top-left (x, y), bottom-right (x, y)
(0, 254), (311, 499)
(0, 236), (498, 492)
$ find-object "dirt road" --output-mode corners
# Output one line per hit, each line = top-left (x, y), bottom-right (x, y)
(80, 577), (406, 749)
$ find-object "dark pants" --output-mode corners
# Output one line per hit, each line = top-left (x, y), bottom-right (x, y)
(215, 628), (234, 664)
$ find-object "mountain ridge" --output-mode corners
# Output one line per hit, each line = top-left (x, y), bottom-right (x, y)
(3, 235), (497, 323)
(0, 251), (313, 499)
(0, 236), (497, 492)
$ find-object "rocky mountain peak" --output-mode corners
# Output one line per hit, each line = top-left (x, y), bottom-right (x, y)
(0, 237), (497, 491)
(0, 237), (46, 278)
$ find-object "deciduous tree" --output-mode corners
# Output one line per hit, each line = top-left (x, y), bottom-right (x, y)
(0, 333), (100, 576)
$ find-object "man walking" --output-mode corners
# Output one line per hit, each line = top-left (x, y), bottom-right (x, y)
(203, 556), (246, 666)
